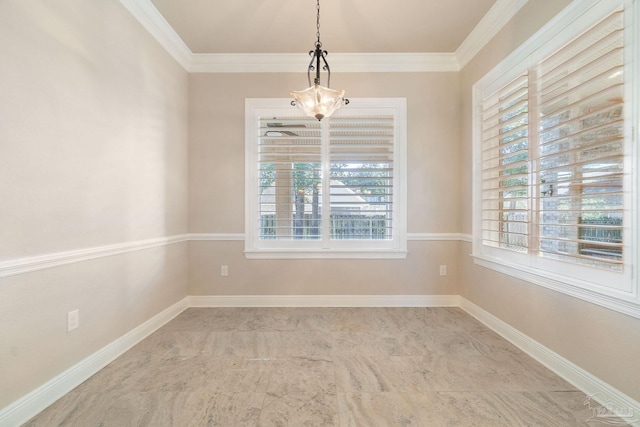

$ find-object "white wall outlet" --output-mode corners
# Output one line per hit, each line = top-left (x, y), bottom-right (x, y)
(221, 265), (229, 276)
(67, 309), (79, 332)
(439, 265), (447, 276)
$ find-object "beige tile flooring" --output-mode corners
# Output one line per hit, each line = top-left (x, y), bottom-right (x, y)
(25, 307), (627, 426)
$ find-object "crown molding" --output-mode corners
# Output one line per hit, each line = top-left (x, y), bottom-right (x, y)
(121, 0), (529, 73)
(331, 53), (459, 73)
(190, 52), (459, 73)
(119, 0), (192, 69)
(456, 0), (529, 69)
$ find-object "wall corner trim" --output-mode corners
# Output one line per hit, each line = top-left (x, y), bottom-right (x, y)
(0, 297), (190, 427)
(459, 297), (640, 426)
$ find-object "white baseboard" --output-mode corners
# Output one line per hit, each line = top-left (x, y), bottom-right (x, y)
(188, 294), (461, 308)
(0, 297), (189, 427)
(459, 297), (640, 427)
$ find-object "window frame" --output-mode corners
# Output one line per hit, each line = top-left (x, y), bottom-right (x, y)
(472, 0), (640, 318)
(245, 98), (407, 259)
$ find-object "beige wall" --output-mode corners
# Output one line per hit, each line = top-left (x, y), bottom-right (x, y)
(189, 240), (458, 296)
(0, 0), (189, 408)
(459, 0), (640, 401)
(188, 72), (462, 295)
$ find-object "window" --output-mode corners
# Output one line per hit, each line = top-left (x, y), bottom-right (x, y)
(537, 11), (625, 271)
(245, 98), (407, 258)
(473, 0), (638, 314)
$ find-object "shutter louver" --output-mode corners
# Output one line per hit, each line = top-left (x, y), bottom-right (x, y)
(481, 73), (530, 253)
(537, 10), (624, 270)
(329, 116), (395, 240)
(258, 116), (322, 240)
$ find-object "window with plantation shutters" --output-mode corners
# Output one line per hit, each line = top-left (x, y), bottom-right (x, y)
(473, 0), (637, 306)
(245, 98), (407, 259)
(481, 73), (529, 254)
(537, 10), (624, 271)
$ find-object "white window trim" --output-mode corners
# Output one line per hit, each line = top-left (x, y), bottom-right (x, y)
(245, 98), (407, 259)
(472, 0), (640, 319)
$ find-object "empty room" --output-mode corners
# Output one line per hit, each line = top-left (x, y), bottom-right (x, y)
(1, 0), (639, 425)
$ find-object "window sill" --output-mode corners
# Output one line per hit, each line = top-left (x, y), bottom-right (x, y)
(471, 253), (640, 320)
(244, 249), (408, 260)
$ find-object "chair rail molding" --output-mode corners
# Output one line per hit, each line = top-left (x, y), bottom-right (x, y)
(0, 233), (472, 278)
(0, 235), (190, 279)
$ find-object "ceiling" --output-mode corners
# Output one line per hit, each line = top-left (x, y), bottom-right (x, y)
(149, 0), (498, 55)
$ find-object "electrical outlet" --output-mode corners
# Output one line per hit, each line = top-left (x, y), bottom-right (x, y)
(67, 309), (79, 332)
(439, 265), (447, 276)
(221, 265), (229, 276)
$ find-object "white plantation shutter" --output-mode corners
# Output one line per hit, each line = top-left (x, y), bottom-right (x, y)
(329, 116), (394, 240)
(246, 98), (407, 258)
(258, 116), (322, 240)
(473, 0), (637, 312)
(480, 73), (530, 253)
(479, 9), (627, 270)
(537, 9), (625, 270)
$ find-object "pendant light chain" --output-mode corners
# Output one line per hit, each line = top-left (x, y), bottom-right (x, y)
(315, 0), (321, 48)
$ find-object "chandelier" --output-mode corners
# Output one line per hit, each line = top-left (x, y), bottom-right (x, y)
(291, 0), (348, 121)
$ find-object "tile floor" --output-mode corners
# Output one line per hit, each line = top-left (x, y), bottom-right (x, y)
(24, 307), (628, 426)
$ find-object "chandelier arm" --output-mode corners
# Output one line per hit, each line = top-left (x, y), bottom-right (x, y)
(306, 51), (316, 87)
(320, 50), (331, 88)
(314, 46), (323, 85)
